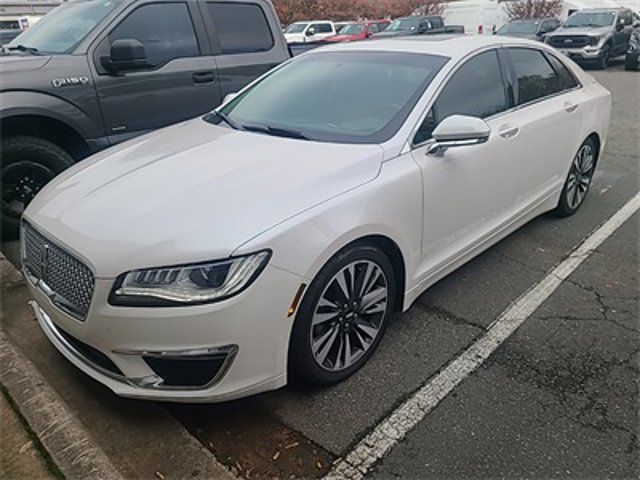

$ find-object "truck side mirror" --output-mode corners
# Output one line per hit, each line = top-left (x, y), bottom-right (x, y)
(306, 28), (315, 36)
(102, 39), (150, 74)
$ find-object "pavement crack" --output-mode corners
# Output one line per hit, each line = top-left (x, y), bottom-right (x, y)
(412, 303), (484, 330)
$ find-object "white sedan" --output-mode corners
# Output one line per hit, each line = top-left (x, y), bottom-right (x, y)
(22, 35), (611, 402)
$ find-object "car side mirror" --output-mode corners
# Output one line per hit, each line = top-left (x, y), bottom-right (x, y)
(306, 28), (315, 36)
(427, 115), (490, 156)
(634, 21), (640, 28)
(616, 22), (624, 31)
(103, 39), (150, 74)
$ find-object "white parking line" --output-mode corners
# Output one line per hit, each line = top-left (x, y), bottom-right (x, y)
(326, 191), (640, 480)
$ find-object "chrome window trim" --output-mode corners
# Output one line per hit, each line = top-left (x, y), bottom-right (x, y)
(407, 45), (584, 152)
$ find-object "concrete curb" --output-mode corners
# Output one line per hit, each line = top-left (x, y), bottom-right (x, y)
(0, 329), (124, 480)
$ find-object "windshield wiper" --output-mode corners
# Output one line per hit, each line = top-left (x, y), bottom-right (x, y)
(242, 124), (310, 140)
(6, 44), (40, 54)
(205, 110), (242, 130)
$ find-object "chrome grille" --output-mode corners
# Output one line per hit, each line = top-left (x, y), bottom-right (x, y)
(549, 35), (590, 48)
(22, 223), (94, 320)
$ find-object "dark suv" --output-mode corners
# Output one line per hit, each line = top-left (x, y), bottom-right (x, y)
(0, 0), (290, 238)
(544, 8), (635, 69)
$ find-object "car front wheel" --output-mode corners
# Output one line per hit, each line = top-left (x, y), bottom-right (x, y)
(554, 137), (597, 217)
(289, 244), (396, 385)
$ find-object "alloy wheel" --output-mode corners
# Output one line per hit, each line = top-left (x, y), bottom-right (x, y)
(566, 143), (594, 210)
(310, 260), (388, 372)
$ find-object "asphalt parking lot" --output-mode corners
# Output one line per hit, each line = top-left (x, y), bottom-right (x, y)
(1, 61), (638, 479)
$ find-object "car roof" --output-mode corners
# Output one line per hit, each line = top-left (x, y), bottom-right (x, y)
(307, 34), (546, 61)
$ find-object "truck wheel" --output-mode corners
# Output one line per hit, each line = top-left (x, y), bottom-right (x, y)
(595, 45), (610, 70)
(625, 55), (638, 71)
(1, 136), (74, 239)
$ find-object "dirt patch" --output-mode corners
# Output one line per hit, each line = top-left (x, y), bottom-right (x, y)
(169, 398), (335, 479)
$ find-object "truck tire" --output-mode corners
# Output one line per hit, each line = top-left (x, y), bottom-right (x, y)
(595, 44), (611, 70)
(1, 136), (74, 240)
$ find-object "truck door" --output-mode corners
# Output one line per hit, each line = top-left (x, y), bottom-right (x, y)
(91, 0), (222, 144)
(198, 0), (290, 99)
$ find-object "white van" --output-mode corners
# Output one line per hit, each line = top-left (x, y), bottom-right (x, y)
(441, 0), (509, 34)
(284, 21), (336, 43)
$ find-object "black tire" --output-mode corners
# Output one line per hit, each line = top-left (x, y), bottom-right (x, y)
(1, 136), (74, 239)
(554, 137), (597, 217)
(289, 243), (396, 385)
(625, 55), (638, 71)
(595, 45), (610, 70)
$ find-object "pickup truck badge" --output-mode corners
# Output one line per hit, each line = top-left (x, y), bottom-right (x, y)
(51, 76), (90, 88)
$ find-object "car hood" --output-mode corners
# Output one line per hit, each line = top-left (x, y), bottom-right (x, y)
(325, 34), (361, 42)
(0, 54), (51, 72)
(372, 30), (411, 38)
(549, 26), (611, 37)
(499, 32), (539, 40)
(284, 33), (306, 43)
(25, 118), (384, 277)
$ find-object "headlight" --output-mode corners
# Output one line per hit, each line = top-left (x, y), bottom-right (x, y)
(589, 36), (603, 46)
(109, 250), (271, 306)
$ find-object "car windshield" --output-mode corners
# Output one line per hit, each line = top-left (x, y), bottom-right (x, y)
(386, 18), (419, 32)
(564, 12), (615, 28)
(213, 51), (448, 144)
(285, 23), (308, 34)
(498, 20), (539, 34)
(7, 0), (121, 53)
(339, 23), (365, 35)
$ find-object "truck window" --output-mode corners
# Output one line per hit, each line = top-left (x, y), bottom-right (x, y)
(108, 2), (199, 68)
(208, 2), (273, 54)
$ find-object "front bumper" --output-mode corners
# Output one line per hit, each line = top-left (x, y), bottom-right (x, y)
(27, 263), (303, 402)
(555, 46), (606, 62)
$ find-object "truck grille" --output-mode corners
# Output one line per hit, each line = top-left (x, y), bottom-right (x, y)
(549, 35), (590, 48)
(22, 223), (95, 320)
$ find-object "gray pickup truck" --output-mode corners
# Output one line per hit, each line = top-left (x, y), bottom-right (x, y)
(544, 8), (636, 69)
(0, 0), (290, 238)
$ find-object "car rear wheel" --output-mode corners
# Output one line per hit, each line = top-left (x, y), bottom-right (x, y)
(289, 244), (396, 385)
(554, 138), (597, 217)
(1, 136), (74, 239)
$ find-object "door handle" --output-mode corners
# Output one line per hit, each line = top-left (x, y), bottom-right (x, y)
(564, 102), (578, 113)
(192, 71), (215, 84)
(499, 124), (519, 139)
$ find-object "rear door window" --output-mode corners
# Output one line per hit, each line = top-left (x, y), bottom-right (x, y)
(208, 2), (273, 54)
(508, 48), (561, 105)
(546, 53), (579, 90)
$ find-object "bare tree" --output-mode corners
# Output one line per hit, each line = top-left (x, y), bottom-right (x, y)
(503, 0), (562, 20)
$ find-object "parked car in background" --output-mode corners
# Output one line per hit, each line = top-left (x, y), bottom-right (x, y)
(22, 36), (611, 401)
(496, 18), (561, 40)
(334, 21), (352, 33)
(0, 29), (21, 45)
(284, 21), (336, 43)
(544, 8), (635, 68)
(625, 21), (640, 69)
(325, 20), (390, 42)
(0, 0), (290, 239)
(373, 15), (445, 37)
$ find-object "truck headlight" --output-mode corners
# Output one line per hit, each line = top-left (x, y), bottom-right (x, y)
(589, 36), (603, 46)
(110, 251), (270, 306)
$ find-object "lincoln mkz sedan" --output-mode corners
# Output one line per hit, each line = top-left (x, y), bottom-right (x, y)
(22, 36), (611, 402)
